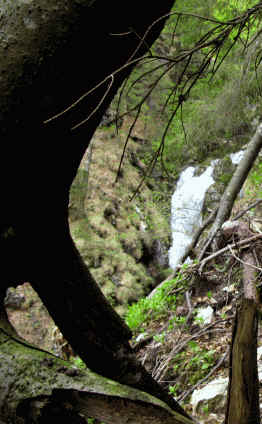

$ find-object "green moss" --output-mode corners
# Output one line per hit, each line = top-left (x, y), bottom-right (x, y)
(69, 132), (170, 316)
(0, 330), (195, 424)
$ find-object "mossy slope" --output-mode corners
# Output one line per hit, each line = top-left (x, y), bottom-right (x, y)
(70, 127), (170, 316)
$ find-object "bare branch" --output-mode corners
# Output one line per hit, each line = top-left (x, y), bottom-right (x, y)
(233, 199), (262, 220)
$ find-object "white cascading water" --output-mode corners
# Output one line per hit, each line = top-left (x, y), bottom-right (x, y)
(230, 150), (244, 165)
(168, 166), (215, 269)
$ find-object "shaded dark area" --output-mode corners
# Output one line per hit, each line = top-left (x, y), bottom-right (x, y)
(0, 0), (192, 419)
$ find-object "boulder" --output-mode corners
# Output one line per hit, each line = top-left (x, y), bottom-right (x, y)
(190, 377), (228, 415)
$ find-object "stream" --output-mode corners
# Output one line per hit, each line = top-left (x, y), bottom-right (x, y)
(168, 151), (244, 270)
(168, 165), (215, 270)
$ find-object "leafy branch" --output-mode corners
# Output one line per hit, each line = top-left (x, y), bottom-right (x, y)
(116, 2), (262, 193)
(44, 3), (262, 193)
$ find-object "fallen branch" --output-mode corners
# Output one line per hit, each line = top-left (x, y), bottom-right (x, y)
(233, 198), (262, 221)
(154, 318), (232, 382)
(228, 246), (262, 273)
(198, 234), (262, 274)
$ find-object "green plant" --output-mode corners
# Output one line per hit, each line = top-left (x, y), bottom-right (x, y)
(171, 341), (216, 394)
(187, 341), (215, 372)
(125, 273), (187, 331)
(202, 404), (209, 415)
(169, 384), (179, 397)
(168, 315), (186, 330)
(207, 291), (212, 299)
(70, 356), (86, 369)
(249, 163), (262, 197)
(87, 419), (105, 424)
(194, 315), (205, 325)
(153, 332), (166, 344)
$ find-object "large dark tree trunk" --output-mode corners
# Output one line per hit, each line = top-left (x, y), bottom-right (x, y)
(0, 308), (194, 424)
(0, 0), (193, 420)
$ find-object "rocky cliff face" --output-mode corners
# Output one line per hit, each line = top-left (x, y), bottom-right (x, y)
(69, 125), (171, 316)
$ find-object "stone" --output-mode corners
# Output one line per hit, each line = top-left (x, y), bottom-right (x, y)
(190, 377), (228, 415)
(195, 306), (214, 326)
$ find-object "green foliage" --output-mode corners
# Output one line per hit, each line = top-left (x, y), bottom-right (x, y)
(169, 383), (179, 397)
(125, 273), (187, 331)
(87, 419), (105, 424)
(113, 0), (262, 183)
(248, 162), (262, 198)
(207, 291), (212, 299)
(202, 404), (209, 415)
(213, 0), (259, 35)
(172, 341), (216, 391)
(187, 341), (215, 371)
(153, 332), (167, 344)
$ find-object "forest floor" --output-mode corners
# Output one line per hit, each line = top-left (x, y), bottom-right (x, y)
(6, 191), (262, 424)
(5, 123), (262, 423)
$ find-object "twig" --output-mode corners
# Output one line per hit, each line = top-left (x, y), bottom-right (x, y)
(155, 318), (232, 382)
(228, 246), (262, 272)
(177, 347), (230, 402)
(148, 208), (218, 299)
(198, 228), (220, 262)
(72, 74), (114, 130)
(43, 55), (148, 124)
(183, 291), (193, 328)
(198, 234), (262, 274)
(173, 318), (231, 357)
(233, 199), (262, 220)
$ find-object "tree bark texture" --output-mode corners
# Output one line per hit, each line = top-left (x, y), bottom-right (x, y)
(0, 317), (193, 424)
(0, 0), (176, 285)
(199, 123), (262, 259)
(224, 299), (260, 424)
(224, 222), (261, 424)
(0, 0), (194, 421)
(216, 123), (262, 226)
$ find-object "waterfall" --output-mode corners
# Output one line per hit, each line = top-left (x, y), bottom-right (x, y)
(168, 166), (215, 269)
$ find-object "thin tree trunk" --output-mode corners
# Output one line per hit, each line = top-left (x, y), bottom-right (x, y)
(225, 299), (260, 424)
(224, 223), (260, 424)
(199, 123), (262, 260)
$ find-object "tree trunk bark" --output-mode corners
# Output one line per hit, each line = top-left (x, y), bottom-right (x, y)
(199, 123), (262, 260)
(225, 299), (260, 424)
(224, 222), (261, 424)
(0, 311), (193, 424)
(29, 232), (191, 419)
(0, 0), (194, 421)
